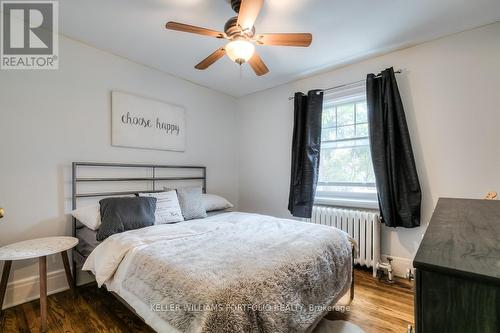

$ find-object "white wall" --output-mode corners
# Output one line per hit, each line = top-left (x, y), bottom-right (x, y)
(237, 23), (500, 273)
(0, 35), (239, 307)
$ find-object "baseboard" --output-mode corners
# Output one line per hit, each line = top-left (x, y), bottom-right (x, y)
(1, 269), (70, 310)
(380, 254), (413, 278)
(1, 268), (96, 310)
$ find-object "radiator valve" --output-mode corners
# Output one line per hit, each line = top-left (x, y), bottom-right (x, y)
(406, 268), (415, 282)
(376, 257), (394, 283)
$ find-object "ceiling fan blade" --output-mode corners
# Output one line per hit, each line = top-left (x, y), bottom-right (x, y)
(248, 52), (269, 76)
(236, 0), (264, 32)
(166, 21), (225, 39)
(256, 33), (313, 47)
(195, 47), (226, 70)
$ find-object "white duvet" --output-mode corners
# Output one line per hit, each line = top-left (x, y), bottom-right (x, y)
(83, 217), (217, 287)
(83, 212), (353, 333)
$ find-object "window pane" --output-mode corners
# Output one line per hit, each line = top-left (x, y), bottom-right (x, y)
(356, 102), (368, 122)
(337, 125), (355, 140)
(336, 103), (354, 126)
(321, 127), (337, 141)
(322, 107), (336, 128)
(319, 91), (376, 200)
(356, 123), (369, 137)
(319, 145), (375, 184)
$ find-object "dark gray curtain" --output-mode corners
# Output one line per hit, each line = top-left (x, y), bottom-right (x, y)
(367, 67), (421, 228)
(288, 90), (324, 218)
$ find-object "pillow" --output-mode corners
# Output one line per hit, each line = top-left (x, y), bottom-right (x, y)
(97, 197), (157, 241)
(71, 205), (101, 230)
(177, 187), (207, 220)
(202, 194), (233, 212)
(138, 190), (184, 224)
(206, 210), (231, 217)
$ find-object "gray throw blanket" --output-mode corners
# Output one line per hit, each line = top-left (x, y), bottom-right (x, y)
(120, 212), (352, 333)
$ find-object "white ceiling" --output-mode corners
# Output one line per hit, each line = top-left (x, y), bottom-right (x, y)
(60, 0), (500, 97)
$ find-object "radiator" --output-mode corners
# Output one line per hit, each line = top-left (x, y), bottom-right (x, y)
(309, 206), (381, 277)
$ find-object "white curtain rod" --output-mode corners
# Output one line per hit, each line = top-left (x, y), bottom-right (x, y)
(288, 69), (402, 100)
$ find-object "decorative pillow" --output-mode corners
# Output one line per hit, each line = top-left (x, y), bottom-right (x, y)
(177, 187), (207, 220)
(138, 190), (184, 224)
(71, 205), (101, 230)
(97, 197), (157, 241)
(202, 193), (233, 212)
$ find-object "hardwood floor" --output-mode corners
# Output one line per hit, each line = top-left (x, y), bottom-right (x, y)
(0, 268), (414, 333)
(326, 268), (414, 333)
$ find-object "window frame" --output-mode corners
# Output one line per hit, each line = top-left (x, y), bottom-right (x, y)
(315, 82), (378, 209)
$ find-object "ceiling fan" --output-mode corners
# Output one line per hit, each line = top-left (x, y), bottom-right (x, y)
(165, 0), (312, 76)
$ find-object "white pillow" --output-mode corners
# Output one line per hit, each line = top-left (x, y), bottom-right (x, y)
(71, 205), (101, 230)
(202, 193), (233, 212)
(139, 190), (184, 224)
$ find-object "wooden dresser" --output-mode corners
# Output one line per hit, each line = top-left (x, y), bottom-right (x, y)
(413, 198), (500, 333)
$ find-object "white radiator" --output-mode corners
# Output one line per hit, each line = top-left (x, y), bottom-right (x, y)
(309, 206), (381, 277)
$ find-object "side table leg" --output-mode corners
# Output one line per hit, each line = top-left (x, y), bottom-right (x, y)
(60, 251), (74, 290)
(0, 261), (12, 312)
(39, 256), (47, 333)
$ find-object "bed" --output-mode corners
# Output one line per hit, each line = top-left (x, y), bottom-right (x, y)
(72, 162), (354, 333)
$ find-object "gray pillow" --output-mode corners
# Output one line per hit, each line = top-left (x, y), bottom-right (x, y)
(97, 197), (157, 241)
(177, 187), (207, 220)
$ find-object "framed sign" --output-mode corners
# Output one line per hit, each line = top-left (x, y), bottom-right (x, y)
(111, 91), (186, 151)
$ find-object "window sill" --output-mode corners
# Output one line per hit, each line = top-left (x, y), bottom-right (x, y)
(314, 196), (379, 210)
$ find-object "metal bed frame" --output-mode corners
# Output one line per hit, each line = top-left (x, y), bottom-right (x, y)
(71, 161), (207, 287)
(70, 161), (354, 327)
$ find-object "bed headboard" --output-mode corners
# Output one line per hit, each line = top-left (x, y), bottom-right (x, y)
(71, 161), (206, 286)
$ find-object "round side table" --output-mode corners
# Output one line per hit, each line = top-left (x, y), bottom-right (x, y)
(0, 236), (79, 332)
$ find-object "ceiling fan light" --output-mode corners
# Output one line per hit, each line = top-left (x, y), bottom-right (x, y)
(225, 40), (255, 64)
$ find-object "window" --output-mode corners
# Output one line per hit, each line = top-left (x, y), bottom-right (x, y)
(316, 84), (378, 208)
